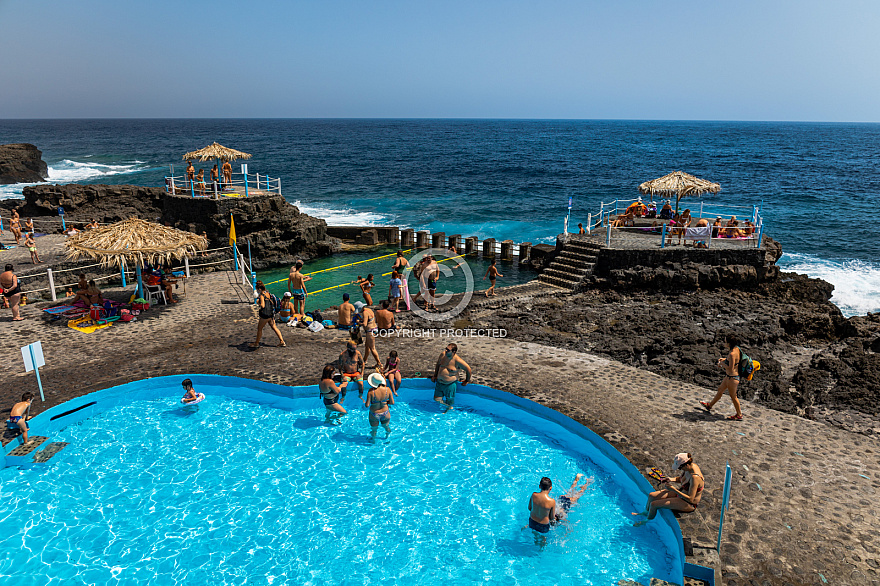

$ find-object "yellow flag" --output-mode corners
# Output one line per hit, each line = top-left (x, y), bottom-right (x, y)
(228, 214), (237, 246)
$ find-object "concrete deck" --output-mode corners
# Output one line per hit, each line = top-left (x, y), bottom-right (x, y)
(0, 270), (876, 586)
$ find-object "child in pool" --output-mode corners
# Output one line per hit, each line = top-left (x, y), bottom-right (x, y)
(181, 379), (200, 403)
(383, 350), (401, 394)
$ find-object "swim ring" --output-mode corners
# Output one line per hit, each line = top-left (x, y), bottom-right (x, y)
(181, 393), (205, 405)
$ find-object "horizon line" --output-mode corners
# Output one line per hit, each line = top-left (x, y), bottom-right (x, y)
(1, 117), (879, 125)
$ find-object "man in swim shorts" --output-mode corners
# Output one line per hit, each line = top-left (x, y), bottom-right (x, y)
(335, 341), (365, 396)
(337, 293), (355, 330)
(288, 260), (311, 316)
(528, 477), (556, 536)
(432, 343), (471, 410)
(553, 473), (593, 522)
(9, 392), (35, 443)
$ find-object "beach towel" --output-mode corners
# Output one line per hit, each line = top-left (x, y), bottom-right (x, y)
(68, 316), (112, 334)
(42, 305), (77, 315)
(684, 226), (711, 242)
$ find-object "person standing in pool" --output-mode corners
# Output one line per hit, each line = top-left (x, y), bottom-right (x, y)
(181, 379), (200, 403)
(8, 392), (35, 443)
(391, 250), (409, 274)
(527, 477), (556, 536)
(288, 260), (311, 316)
(431, 343), (471, 409)
(319, 364), (347, 419)
(364, 373), (394, 441)
(553, 473), (593, 523)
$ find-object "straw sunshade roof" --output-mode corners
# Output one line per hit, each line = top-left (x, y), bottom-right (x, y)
(639, 171), (720, 213)
(65, 218), (208, 268)
(182, 142), (252, 162)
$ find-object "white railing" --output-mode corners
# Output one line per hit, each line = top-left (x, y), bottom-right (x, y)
(165, 171), (282, 198)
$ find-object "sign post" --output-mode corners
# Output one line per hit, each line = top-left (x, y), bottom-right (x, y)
(21, 341), (46, 402)
(717, 463), (733, 552)
(58, 206), (65, 232)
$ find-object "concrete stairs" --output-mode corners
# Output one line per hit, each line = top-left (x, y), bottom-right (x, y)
(538, 238), (602, 290)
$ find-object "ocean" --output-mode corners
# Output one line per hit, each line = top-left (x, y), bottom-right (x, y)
(1, 119), (878, 316)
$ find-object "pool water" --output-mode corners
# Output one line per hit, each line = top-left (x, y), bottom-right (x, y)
(256, 247), (536, 312)
(0, 380), (678, 585)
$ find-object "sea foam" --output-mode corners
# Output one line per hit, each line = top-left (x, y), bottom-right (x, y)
(0, 159), (148, 200)
(779, 252), (880, 317)
(291, 200), (387, 226)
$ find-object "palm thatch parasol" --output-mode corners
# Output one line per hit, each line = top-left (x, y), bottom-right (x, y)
(65, 218), (208, 298)
(639, 171), (721, 214)
(182, 142), (252, 162)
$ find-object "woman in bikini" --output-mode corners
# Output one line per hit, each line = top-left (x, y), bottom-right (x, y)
(675, 209), (692, 245)
(319, 364), (347, 419)
(633, 452), (703, 526)
(24, 233), (41, 264)
(251, 280), (286, 348)
(85, 280), (103, 306)
(10, 210), (22, 245)
(700, 333), (744, 420)
(356, 274), (374, 306)
(364, 373), (394, 441)
(23, 218), (34, 235)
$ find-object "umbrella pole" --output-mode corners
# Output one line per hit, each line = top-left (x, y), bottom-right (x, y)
(136, 265), (144, 299)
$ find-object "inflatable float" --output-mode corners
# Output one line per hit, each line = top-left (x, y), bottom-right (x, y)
(182, 393), (205, 405)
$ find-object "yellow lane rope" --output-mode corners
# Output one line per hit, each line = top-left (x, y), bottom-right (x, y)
(305, 254), (469, 297)
(262, 249), (412, 286)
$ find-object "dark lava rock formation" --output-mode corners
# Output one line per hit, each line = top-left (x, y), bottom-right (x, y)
(3, 184), (336, 267)
(0, 143), (48, 184)
(460, 272), (880, 435)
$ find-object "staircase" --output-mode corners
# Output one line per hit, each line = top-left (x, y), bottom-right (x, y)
(5, 436), (70, 469)
(538, 238), (601, 291)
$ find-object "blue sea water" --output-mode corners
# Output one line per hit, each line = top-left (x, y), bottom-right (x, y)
(0, 382), (679, 585)
(1, 119), (878, 315)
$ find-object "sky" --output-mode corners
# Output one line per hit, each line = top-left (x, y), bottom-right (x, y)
(1, 0), (879, 121)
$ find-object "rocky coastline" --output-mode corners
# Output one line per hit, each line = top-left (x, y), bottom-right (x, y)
(0, 143), (48, 184)
(1, 183), (337, 267)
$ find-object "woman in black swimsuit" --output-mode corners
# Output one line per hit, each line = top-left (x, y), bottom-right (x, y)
(1, 264), (24, 321)
(700, 334), (744, 420)
(319, 364), (346, 419)
(633, 452), (703, 526)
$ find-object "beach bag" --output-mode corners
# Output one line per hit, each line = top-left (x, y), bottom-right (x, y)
(746, 360), (761, 381)
(737, 348), (754, 379)
(311, 310), (324, 323)
(132, 302), (149, 311)
(90, 305), (103, 320)
(120, 309), (133, 322)
(269, 293), (281, 314)
(308, 320), (324, 332)
(322, 320), (334, 327)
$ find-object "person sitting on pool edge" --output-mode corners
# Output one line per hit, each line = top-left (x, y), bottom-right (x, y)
(9, 392), (35, 443)
(553, 473), (594, 523)
(335, 340), (365, 396)
(432, 343), (471, 410)
(633, 452), (703, 527)
(181, 379), (199, 403)
(527, 476), (556, 535)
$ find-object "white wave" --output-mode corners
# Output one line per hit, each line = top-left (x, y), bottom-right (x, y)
(0, 159), (149, 200)
(779, 252), (880, 317)
(291, 200), (387, 226)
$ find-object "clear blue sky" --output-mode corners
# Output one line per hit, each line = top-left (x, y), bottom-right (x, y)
(1, 0), (878, 121)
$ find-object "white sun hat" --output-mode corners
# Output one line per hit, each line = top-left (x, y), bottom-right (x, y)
(367, 373), (386, 388)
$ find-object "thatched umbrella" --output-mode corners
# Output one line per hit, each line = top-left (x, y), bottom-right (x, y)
(639, 171), (721, 214)
(65, 218), (207, 298)
(181, 142), (252, 162)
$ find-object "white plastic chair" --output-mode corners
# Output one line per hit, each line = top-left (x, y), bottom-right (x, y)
(145, 285), (167, 306)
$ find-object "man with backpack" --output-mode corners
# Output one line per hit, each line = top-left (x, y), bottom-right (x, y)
(700, 334), (750, 421)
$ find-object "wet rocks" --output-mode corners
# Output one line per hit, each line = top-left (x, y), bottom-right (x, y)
(0, 143), (48, 184)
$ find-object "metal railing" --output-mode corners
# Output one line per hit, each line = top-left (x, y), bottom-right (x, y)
(164, 171), (282, 198)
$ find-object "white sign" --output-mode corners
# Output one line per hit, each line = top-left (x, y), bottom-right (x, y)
(241, 163), (248, 175)
(21, 341), (45, 372)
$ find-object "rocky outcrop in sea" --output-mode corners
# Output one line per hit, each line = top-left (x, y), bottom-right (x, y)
(0, 143), (48, 184)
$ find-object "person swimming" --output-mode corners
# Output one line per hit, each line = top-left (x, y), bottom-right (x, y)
(554, 473), (593, 522)
(181, 379), (200, 403)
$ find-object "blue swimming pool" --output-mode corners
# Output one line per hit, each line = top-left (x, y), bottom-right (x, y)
(0, 376), (682, 585)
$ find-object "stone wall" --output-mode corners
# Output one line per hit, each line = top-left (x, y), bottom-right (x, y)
(326, 226), (401, 246)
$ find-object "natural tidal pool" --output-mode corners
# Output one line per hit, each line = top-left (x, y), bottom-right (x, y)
(0, 377), (680, 585)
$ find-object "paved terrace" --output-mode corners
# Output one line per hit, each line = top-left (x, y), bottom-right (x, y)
(0, 269), (876, 586)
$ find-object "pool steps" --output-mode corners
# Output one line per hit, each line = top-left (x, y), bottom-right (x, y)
(4, 437), (69, 468)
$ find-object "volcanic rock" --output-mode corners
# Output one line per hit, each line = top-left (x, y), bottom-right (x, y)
(0, 143), (48, 184)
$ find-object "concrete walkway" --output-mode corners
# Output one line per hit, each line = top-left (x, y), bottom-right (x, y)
(0, 270), (875, 586)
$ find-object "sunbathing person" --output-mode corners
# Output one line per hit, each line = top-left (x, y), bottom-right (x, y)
(85, 280), (102, 305)
(611, 210), (635, 228)
(712, 217), (723, 238)
(742, 219), (755, 237)
(658, 202), (674, 220)
(633, 453), (703, 526)
(722, 216), (739, 237)
(161, 268), (177, 303)
(553, 473), (594, 523)
(72, 274), (90, 305)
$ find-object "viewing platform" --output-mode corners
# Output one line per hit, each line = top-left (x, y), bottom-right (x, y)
(165, 169), (282, 199)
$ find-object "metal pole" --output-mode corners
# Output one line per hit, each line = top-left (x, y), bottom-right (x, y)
(586, 212), (592, 235)
(757, 219), (764, 248)
(699, 201), (704, 221)
(233, 242), (239, 271)
(136, 265), (144, 299)
(661, 223), (667, 248)
(190, 179), (195, 198)
(120, 261), (126, 288)
(717, 464), (733, 552)
(29, 345), (45, 402)
(256, 173), (260, 190)
(248, 239), (253, 274)
(277, 177), (281, 195)
(61, 216), (65, 232)
(0, 215), (3, 231)
(605, 219), (611, 246)
(244, 172), (249, 198)
(185, 256), (190, 278)
(47, 268), (57, 302)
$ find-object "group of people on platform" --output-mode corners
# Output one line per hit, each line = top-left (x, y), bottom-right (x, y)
(183, 160), (233, 196)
